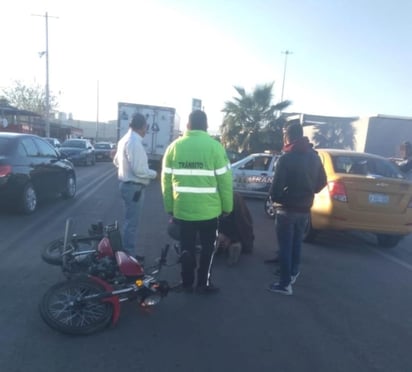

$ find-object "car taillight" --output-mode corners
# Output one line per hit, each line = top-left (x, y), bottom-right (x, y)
(0, 165), (12, 177)
(328, 181), (348, 202)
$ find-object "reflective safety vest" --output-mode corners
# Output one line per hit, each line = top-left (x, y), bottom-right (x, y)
(161, 130), (233, 221)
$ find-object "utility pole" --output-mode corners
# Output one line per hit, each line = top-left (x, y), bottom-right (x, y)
(280, 50), (293, 103)
(33, 12), (58, 137)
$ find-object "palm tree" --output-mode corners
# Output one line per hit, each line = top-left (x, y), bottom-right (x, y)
(312, 122), (356, 150)
(220, 83), (290, 154)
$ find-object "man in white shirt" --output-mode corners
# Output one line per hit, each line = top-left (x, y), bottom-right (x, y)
(113, 113), (157, 261)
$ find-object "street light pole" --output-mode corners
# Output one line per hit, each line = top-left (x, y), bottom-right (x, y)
(280, 50), (293, 102)
(33, 12), (58, 137)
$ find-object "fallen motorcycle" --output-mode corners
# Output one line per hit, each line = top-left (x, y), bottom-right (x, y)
(41, 220), (104, 266)
(39, 219), (170, 335)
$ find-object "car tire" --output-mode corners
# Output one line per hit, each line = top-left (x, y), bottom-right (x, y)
(20, 183), (37, 214)
(62, 173), (76, 199)
(264, 195), (276, 219)
(303, 215), (318, 243)
(376, 234), (403, 248)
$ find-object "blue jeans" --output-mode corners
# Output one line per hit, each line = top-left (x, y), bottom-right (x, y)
(119, 182), (146, 256)
(275, 211), (309, 287)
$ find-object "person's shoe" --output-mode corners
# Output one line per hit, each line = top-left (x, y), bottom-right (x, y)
(264, 257), (279, 264)
(291, 272), (300, 285)
(173, 283), (194, 294)
(196, 284), (220, 294)
(267, 282), (292, 295)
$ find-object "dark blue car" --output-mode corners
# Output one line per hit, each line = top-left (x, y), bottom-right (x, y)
(60, 138), (96, 166)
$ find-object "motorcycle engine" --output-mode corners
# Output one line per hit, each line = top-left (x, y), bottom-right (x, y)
(88, 256), (118, 280)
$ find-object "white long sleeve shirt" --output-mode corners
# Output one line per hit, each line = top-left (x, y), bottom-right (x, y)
(113, 129), (157, 185)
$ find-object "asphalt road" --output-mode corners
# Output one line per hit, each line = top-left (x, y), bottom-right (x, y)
(1, 162), (412, 372)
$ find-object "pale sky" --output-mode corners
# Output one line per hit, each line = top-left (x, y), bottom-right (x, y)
(1, 0), (411, 132)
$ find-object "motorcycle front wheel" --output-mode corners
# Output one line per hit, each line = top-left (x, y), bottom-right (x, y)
(41, 235), (101, 266)
(39, 278), (113, 335)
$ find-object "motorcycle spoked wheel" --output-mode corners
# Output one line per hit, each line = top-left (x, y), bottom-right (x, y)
(39, 278), (114, 335)
(41, 235), (101, 266)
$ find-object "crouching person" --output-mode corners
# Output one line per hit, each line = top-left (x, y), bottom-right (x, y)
(217, 192), (254, 266)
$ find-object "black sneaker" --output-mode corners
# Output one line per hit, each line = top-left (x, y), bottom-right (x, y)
(196, 284), (220, 294)
(267, 282), (292, 295)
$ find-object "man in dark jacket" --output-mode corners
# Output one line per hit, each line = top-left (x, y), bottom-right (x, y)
(267, 120), (327, 295)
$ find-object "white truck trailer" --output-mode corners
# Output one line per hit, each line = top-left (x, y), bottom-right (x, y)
(117, 102), (180, 169)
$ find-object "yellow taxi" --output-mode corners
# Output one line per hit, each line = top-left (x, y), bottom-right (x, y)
(305, 149), (412, 247)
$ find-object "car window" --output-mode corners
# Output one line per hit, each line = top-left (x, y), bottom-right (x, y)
(240, 156), (273, 171)
(17, 142), (27, 156)
(95, 143), (110, 149)
(332, 155), (404, 179)
(34, 138), (58, 158)
(21, 138), (39, 157)
(62, 140), (86, 148)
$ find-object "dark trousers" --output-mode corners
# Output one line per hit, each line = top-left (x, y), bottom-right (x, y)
(179, 218), (218, 287)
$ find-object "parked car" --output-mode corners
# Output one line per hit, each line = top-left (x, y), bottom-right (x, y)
(44, 137), (61, 148)
(263, 149), (412, 248)
(94, 142), (114, 162)
(0, 132), (76, 214)
(231, 152), (279, 198)
(60, 138), (96, 166)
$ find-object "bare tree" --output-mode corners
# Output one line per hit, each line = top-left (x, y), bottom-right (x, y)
(1, 80), (58, 117)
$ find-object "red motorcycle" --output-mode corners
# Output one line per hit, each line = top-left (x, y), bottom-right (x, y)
(39, 219), (171, 335)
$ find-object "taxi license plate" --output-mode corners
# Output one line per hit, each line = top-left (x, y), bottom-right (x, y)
(368, 193), (389, 204)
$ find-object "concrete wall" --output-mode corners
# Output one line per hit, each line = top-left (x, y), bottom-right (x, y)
(60, 119), (117, 143)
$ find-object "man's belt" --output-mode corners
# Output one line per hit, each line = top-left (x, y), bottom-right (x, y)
(123, 181), (146, 187)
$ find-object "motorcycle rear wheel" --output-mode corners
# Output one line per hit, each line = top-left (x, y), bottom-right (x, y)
(39, 278), (113, 335)
(41, 235), (101, 265)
